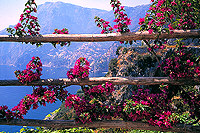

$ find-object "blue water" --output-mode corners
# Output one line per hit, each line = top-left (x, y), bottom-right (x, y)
(0, 65), (80, 132)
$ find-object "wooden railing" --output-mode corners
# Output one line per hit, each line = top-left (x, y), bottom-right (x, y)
(0, 30), (199, 43)
(1, 119), (199, 132)
(0, 77), (200, 86)
(0, 30), (200, 132)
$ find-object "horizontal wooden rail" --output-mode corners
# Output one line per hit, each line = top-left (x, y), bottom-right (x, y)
(0, 119), (199, 132)
(0, 77), (200, 86)
(0, 30), (199, 43)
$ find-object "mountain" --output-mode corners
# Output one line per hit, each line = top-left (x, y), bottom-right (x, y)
(37, 2), (150, 34)
(0, 2), (150, 76)
(38, 2), (107, 34)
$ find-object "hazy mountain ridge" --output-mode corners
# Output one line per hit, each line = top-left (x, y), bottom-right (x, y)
(38, 2), (108, 34)
(0, 2), (150, 75)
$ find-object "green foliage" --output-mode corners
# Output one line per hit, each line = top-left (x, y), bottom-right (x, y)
(128, 130), (173, 133)
(53, 103), (76, 120)
(137, 54), (158, 69)
(108, 58), (118, 76)
(123, 99), (150, 114)
(113, 46), (161, 77)
(116, 46), (122, 55)
(172, 112), (198, 125)
(18, 127), (176, 133)
(76, 89), (84, 97)
(136, 54), (160, 77)
(44, 108), (60, 120)
(96, 128), (129, 133)
(19, 127), (94, 133)
(45, 88), (85, 121)
(122, 47), (128, 54)
(94, 128), (173, 133)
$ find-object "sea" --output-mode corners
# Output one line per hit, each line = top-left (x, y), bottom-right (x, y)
(0, 65), (81, 132)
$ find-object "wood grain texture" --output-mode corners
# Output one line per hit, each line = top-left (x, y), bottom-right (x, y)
(0, 119), (199, 132)
(0, 30), (199, 43)
(0, 77), (200, 86)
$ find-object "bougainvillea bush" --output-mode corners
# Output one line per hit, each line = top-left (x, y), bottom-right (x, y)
(1, 57), (69, 119)
(7, 0), (42, 46)
(139, 0), (200, 54)
(0, 57), (176, 129)
(95, 0), (131, 34)
(14, 56), (42, 84)
(0, 56), (197, 130)
(139, 0), (200, 34)
(95, 0), (132, 44)
(137, 0), (200, 126)
(6, 0), (70, 47)
(67, 57), (90, 80)
(51, 28), (70, 47)
(0, 54), (199, 130)
(160, 43), (200, 79)
(95, 0), (200, 128)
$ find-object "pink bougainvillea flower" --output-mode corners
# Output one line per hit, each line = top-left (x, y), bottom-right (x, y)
(148, 29), (154, 34)
(138, 17), (145, 25)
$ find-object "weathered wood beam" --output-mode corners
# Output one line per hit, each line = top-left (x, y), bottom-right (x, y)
(0, 77), (200, 86)
(0, 30), (199, 43)
(0, 119), (198, 132)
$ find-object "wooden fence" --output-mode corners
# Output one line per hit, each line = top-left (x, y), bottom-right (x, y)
(0, 30), (199, 43)
(1, 77), (200, 86)
(0, 30), (200, 132)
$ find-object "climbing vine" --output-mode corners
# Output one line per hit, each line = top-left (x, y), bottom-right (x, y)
(6, 0), (70, 47)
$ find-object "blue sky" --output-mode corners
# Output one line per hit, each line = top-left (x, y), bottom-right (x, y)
(0, 0), (151, 31)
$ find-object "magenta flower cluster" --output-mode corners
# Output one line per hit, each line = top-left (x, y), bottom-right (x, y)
(94, 17), (114, 34)
(0, 105), (15, 120)
(52, 28), (70, 47)
(14, 56), (42, 84)
(6, 0), (72, 47)
(65, 82), (116, 124)
(110, 0), (131, 33)
(67, 57), (90, 80)
(64, 82), (177, 129)
(123, 99), (151, 122)
(84, 82), (115, 98)
(160, 44), (200, 79)
(53, 28), (69, 34)
(0, 85), (68, 120)
(124, 84), (176, 129)
(147, 43), (166, 52)
(0, 57), (86, 121)
(94, 0), (132, 44)
(7, 0), (40, 36)
(139, 0), (199, 34)
(11, 86), (57, 119)
(6, 0), (41, 46)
